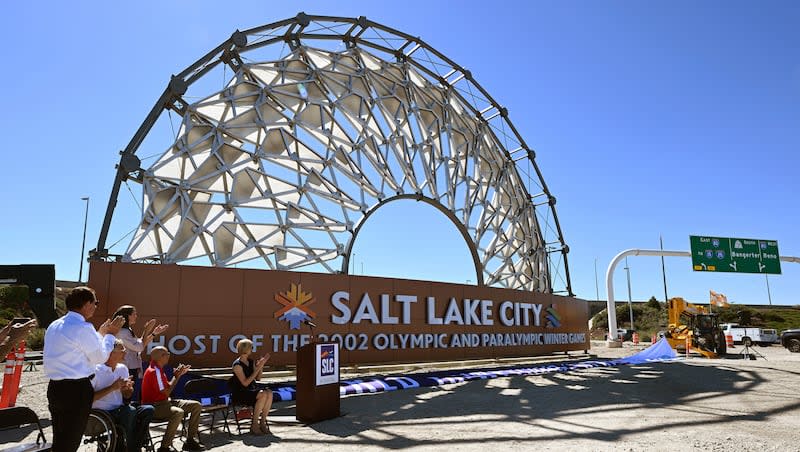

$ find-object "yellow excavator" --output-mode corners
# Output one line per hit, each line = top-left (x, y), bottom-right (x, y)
(663, 297), (727, 358)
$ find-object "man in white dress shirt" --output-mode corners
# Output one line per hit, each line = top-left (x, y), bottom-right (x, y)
(92, 339), (154, 452)
(43, 286), (125, 452)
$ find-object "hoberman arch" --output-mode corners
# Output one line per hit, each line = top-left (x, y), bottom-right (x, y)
(94, 13), (572, 294)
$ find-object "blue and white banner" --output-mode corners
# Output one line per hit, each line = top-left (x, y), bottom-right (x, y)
(266, 339), (678, 402)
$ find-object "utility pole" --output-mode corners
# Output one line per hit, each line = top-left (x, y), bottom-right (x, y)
(765, 274), (773, 306)
(660, 235), (669, 304)
(624, 257), (634, 331)
(594, 258), (600, 301)
(79, 197), (90, 283)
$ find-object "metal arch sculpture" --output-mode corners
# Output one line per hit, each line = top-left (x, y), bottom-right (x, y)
(95, 13), (572, 295)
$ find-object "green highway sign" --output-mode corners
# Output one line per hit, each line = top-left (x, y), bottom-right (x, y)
(690, 235), (781, 274)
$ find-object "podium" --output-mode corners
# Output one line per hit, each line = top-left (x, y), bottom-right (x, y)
(296, 341), (340, 423)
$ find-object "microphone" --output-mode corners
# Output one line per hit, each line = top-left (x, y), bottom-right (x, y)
(304, 320), (317, 328)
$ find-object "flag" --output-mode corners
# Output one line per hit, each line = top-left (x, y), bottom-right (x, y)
(709, 290), (729, 307)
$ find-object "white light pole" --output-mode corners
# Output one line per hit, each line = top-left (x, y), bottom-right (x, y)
(79, 197), (90, 283)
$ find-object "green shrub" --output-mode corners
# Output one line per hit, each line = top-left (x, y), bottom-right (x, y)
(26, 327), (45, 350)
(591, 304), (668, 335)
(0, 286), (28, 311)
(0, 308), (17, 323)
(55, 298), (66, 317)
(763, 311), (785, 322)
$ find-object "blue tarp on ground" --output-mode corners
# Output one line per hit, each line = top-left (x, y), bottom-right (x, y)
(611, 338), (678, 365)
(264, 339), (679, 402)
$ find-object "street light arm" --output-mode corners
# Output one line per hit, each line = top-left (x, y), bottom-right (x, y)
(605, 249), (690, 342)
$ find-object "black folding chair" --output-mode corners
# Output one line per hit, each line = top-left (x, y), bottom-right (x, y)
(145, 408), (184, 452)
(182, 378), (232, 437)
(0, 406), (47, 447)
(230, 400), (253, 435)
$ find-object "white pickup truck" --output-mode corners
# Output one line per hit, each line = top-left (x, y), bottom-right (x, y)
(721, 323), (778, 346)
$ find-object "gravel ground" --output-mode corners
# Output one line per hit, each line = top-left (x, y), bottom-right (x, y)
(3, 342), (800, 451)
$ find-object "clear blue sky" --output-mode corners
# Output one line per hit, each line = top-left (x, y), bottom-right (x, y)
(1, 1), (798, 306)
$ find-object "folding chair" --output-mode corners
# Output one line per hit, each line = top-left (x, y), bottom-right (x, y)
(0, 406), (47, 448)
(182, 378), (232, 437)
(230, 401), (253, 435)
(228, 384), (274, 435)
(145, 410), (184, 452)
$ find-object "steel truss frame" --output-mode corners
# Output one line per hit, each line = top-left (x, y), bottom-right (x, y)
(94, 12), (572, 295)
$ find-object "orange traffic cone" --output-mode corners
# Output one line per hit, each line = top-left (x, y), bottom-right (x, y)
(0, 351), (15, 408)
(8, 341), (25, 406)
(726, 334), (735, 349)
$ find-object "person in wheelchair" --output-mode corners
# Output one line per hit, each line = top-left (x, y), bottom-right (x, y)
(92, 339), (155, 451)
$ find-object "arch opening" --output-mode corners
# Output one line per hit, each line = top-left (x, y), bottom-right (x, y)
(346, 197), (480, 285)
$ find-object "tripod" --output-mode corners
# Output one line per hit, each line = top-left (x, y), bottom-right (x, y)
(738, 341), (766, 360)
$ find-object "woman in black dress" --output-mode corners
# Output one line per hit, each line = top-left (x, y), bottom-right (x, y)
(231, 339), (273, 434)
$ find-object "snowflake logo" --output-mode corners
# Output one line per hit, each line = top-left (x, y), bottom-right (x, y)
(274, 283), (315, 330)
(545, 304), (561, 328)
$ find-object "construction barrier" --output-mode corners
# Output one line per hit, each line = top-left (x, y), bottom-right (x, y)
(8, 341), (25, 406)
(0, 350), (15, 408)
(725, 334), (735, 349)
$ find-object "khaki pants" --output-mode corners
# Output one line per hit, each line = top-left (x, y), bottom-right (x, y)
(152, 399), (202, 447)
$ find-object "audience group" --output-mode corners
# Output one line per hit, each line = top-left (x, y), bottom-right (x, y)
(39, 286), (273, 452)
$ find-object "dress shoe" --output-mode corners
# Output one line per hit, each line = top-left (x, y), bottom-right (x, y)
(182, 439), (206, 451)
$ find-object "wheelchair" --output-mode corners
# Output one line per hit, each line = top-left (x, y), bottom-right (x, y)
(79, 408), (127, 452)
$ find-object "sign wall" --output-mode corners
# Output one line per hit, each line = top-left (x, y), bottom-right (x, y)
(88, 261), (589, 368)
